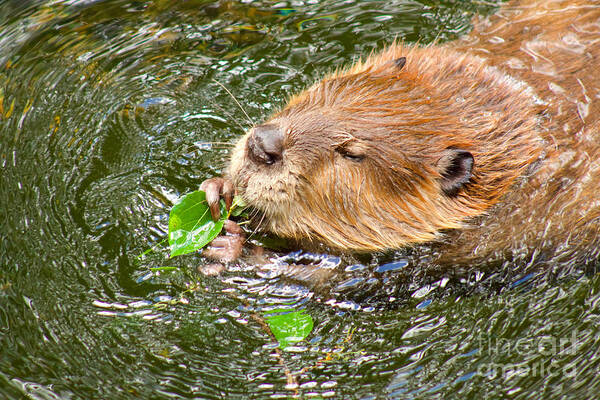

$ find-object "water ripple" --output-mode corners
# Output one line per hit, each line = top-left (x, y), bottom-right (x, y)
(2, 1), (600, 399)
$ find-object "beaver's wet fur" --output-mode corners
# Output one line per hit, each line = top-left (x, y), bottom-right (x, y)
(209, 0), (600, 270)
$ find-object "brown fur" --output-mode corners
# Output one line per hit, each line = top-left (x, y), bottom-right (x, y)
(228, 0), (600, 267)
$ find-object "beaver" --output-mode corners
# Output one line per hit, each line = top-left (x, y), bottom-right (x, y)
(201, 0), (600, 270)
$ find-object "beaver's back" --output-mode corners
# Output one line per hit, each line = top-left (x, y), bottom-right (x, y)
(458, 0), (600, 132)
(438, 0), (600, 268)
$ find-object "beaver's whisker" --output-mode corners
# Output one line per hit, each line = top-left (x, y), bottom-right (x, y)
(194, 141), (236, 147)
(246, 208), (261, 226)
(201, 85), (249, 133)
(201, 145), (235, 150)
(205, 99), (248, 133)
(247, 211), (266, 241)
(213, 79), (254, 128)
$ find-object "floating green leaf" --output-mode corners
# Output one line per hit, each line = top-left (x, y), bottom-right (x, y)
(265, 309), (314, 349)
(168, 190), (226, 258)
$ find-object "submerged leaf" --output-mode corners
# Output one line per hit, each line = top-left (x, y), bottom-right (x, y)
(168, 190), (226, 257)
(265, 309), (314, 349)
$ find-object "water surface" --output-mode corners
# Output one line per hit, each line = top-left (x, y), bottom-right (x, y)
(1, 1), (600, 399)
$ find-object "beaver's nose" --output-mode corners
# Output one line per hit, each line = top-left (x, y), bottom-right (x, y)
(247, 124), (284, 165)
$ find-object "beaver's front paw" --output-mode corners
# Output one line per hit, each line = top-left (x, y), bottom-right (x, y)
(199, 177), (234, 221)
(202, 220), (245, 262)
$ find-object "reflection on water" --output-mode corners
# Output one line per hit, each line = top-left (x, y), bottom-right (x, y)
(1, 0), (600, 399)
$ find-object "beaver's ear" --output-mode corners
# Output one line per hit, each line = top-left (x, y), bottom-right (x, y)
(437, 148), (473, 196)
(392, 57), (406, 70)
(385, 57), (406, 71)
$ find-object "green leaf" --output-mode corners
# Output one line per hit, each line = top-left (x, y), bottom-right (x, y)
(168, 190), (225, 258)
(230, 195), (248, 217)
(265, 309), (314, 349)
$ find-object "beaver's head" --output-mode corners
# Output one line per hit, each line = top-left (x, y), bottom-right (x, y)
(229, 45), (542, 252)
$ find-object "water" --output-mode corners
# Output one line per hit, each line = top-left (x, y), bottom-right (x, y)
(1, 0), (600, 399)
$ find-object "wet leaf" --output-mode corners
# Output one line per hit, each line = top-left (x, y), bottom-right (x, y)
(265, 309), (314, 349)
(230, 195), (248, 217)
(168, 190), (226, 258)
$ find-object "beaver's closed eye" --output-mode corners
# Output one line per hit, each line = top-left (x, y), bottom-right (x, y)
(335, 140), (367, 162)
(338, 148), (365, 162)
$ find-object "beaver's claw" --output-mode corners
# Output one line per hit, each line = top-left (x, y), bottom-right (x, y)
(200, 177), (234, 221)
(199, 177), (242, 263)
(202, 220), (245, 262)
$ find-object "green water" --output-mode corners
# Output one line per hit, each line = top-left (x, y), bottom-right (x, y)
(1, 0), (600, 399)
